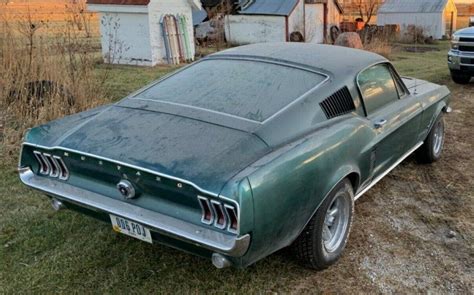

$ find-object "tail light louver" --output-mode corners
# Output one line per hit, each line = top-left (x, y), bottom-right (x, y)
(198, 196), (238, 233)
(198, 196), (214, 225)
(33, 151), (69, 180)
(211, 201), (227, 229)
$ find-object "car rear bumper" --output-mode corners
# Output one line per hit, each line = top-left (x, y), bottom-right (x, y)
(18, 167), (250, 257)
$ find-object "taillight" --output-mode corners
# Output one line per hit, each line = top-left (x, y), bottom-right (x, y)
(198, 196), (213, 225)
(198, 196), (238, 233)
(224, 205), (238, 232)
(211, 201), (226, 229)
(33, 151), (50, 175)
(33, 151), (69, 180)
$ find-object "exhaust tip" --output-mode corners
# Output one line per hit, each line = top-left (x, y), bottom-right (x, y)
(51, 198), (65, 211)
(211, 253), (232, 269)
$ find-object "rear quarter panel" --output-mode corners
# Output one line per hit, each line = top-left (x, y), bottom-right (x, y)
(237, 116), (377, 266)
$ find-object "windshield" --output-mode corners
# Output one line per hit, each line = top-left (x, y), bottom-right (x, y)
(134, 59), (326, 122)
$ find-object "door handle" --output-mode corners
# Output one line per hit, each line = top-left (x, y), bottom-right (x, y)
(374, 119), (388, 129)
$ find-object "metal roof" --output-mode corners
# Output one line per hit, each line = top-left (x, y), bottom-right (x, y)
(378, 0), (449, 14)
(239, 0), (300, 16)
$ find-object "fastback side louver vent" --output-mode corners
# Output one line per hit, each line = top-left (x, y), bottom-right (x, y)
(320, 87), (355, 119)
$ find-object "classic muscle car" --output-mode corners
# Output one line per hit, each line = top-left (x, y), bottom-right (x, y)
(19, 43), (451, 270)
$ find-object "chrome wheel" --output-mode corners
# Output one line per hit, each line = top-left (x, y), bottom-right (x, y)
(322, 193), (350, 253)
(433, 120), (444, 157)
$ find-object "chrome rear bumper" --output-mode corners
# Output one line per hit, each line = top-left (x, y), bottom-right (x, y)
(18, 167), (250, 257)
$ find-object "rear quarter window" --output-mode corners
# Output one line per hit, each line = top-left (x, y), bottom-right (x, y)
(134, 59), (327, 122)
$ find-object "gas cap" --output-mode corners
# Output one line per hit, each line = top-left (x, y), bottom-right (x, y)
(117, 180), (136, 199)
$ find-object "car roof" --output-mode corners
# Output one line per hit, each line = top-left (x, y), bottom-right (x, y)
(210, 43), (387, 78)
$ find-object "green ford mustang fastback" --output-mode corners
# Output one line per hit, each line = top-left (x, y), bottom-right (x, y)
(19, 43), (451, 270)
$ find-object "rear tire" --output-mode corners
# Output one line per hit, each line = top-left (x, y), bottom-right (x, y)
(451, 71), (471, 84)
(416, 114), (445, 164)
(292, 179), (354, 270)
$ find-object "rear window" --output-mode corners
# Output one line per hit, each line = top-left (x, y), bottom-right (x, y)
(134, 59), (326, 122)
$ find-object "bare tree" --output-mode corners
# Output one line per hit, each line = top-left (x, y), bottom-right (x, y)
(355, 0), (380, 26)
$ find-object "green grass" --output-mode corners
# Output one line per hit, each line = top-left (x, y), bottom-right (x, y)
(0, 41), (459, 293)
(391, 41), (452, 83)
(97, 64), (181, 100)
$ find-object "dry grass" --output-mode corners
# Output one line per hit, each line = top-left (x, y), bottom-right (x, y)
(0, 3), (106, 159)
(364, 38), (393, 59)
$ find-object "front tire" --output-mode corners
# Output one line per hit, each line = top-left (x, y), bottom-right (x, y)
(451, 71), (471, 84)
(292, 179), (354, 270)
(416, 115), (445, 164)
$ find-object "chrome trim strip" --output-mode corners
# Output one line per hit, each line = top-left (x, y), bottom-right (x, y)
(33, 151), (50, 175)
(354, 141), (423, 201)
(43, 153), (59, 178)
(22, 143), (222, 198)
(211, 200), (227, 230)
(197, 196), (214, 225)
(55, 156), (69, 181)
(18, 167), (251, 257)
(262, 74), (330, 124)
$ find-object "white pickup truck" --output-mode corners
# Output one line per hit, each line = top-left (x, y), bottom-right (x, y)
(448, 26), (474, 84)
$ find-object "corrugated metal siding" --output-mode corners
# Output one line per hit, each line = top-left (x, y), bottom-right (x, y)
(225, 14), (286, 44)
(377, 12), (444, 39)
(378, 0), (448, 14)
(239, 0), (299, 16)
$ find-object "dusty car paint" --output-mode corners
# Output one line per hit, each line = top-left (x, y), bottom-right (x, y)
(18, 43), (450, 268)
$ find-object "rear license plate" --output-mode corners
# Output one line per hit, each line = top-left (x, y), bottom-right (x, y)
(110, 215), (152, 244)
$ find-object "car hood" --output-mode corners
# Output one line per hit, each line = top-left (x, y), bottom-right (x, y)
(24, 105), (270, 194)
(455, 26), (474, 35)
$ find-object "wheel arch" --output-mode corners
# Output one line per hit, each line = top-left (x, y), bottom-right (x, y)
(291, 169), (359, 246)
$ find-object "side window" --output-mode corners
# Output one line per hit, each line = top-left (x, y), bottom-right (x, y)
(358, 64), (400, 115)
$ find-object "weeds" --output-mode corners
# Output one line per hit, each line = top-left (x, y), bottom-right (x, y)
(0, 1), (107, 161)
(364, 38), (393, 59)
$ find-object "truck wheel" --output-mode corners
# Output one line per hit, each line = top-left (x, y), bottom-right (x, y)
(292, 179), (354, 270)
(451, 71), (471, 84)
(416, 114), (445, 164)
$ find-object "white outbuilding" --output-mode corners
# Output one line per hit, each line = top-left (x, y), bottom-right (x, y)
(87, 0), (202, 66)
(377, 0), (458, 39)
(225, 0), (344, 45)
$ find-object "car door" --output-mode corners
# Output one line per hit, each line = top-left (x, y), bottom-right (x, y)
(357, 63), (423, 179)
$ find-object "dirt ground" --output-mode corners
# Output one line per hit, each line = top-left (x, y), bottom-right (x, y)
(287, 82), (473, 293)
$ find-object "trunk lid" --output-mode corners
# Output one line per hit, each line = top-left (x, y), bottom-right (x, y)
(30, 105), (270, 195)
